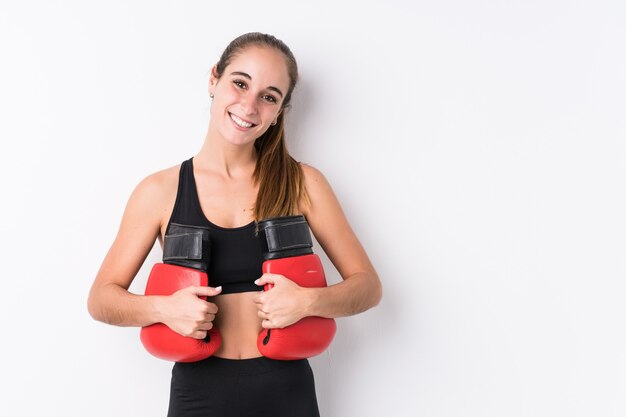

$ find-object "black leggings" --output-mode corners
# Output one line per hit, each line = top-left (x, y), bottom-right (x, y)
(167, 356), (321, 417)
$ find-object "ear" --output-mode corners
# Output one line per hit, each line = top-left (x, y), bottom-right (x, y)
(208, 64), (219, 95)
(272, 109), (283, 125)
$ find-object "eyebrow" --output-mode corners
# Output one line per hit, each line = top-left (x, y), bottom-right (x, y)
(230, 71), (284, 98)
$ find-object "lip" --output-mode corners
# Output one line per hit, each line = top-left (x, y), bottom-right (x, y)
(229, 112), (257, 130)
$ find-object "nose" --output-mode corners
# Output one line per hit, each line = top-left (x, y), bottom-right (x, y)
(240, 94), (258, 116)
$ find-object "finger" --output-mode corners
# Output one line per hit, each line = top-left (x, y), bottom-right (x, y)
(191, 286), (223, 297)
(203, 302), (219, 315)
(252, 293), (265, 305)
(255, 273), (278, 287)
(197, 321), (215, 331)
(191, 330), (208, 340)
(262, 318), (283, 329)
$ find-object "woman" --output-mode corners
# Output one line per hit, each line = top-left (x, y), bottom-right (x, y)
(87, 32), (382, 417)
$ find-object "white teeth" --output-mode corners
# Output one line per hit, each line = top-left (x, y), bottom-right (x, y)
(230, 113), (253, 128)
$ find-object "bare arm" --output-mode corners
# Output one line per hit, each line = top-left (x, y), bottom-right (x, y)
(87, 171), (173, 327)
(299, 164), (383, 319)
(254, 164), (383, 328)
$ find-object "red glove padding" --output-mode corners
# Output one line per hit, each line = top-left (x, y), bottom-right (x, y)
(140, 263), (221, 362)
(257, 254), (336, 360)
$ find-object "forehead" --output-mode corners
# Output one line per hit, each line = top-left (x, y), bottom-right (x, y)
(225, 46), (290, 92)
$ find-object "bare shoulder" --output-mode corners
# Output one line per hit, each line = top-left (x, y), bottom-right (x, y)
(298, 162), (348, 229)
(300, 162), (327, 184)
(299, 163), (334, 215)
(123, 162), (181, 236)
(133, 163), (180, 200)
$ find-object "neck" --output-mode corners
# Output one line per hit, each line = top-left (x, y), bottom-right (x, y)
(194, 124), (258, 179)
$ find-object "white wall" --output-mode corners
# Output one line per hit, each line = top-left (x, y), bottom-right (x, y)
(1, 1), (624, 416)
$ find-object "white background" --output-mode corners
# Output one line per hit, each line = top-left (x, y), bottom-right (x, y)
(1, 1), (625, 416)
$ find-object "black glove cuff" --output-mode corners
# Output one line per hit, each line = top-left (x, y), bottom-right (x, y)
(257, 215), (314, 260)
(162, 223), (211, 272)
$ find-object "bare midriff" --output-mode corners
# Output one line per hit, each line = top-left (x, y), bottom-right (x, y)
(208, 291), (264, 359)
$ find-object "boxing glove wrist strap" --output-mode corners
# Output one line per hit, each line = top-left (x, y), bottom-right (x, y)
(163, 223), (211, 271)
(258, 215), (314, 260)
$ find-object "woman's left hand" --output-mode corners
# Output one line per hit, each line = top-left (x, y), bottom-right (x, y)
(253, 273), (312, 329)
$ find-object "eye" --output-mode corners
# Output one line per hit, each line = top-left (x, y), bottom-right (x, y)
(262, 94), (277, 104)
(233, 80), (247, 89)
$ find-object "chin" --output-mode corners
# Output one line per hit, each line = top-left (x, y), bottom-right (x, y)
(223, 132), (260, 147)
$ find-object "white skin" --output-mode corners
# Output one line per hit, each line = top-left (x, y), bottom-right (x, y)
(87, 45), (382, 359)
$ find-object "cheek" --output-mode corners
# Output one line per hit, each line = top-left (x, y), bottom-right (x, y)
(215, 82), (239, 102)
(224, 82), (239, 96)
(264, 106), (282, 120)
(212, 90), (238, 116)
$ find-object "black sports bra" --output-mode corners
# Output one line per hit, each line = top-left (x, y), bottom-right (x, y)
(163, 157), (263, 294)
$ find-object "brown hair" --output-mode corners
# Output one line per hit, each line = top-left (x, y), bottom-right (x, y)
(213, 32), (308, 221)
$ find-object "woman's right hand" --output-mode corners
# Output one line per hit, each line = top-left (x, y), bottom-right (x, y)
(161, 286), (222, 339)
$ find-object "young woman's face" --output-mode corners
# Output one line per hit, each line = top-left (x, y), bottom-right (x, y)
(209, 46), (291, 146)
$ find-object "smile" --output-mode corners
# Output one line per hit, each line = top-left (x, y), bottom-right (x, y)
(229, 113), (256, 129)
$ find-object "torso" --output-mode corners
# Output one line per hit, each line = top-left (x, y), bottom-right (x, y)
(157, 157), (266, 359)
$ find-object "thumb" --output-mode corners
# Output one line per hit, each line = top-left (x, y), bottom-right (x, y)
(189, 285), (222, 297)
(255, 273), (278, 287)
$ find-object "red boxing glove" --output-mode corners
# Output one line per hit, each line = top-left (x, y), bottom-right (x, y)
(140, 224), (221, 362)
(256, 216), (336, 360)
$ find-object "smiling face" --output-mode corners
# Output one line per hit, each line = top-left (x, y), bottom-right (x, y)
(208, 46), (291, 147)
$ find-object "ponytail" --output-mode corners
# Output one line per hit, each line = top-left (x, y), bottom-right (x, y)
(253, 112), (308, 221)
